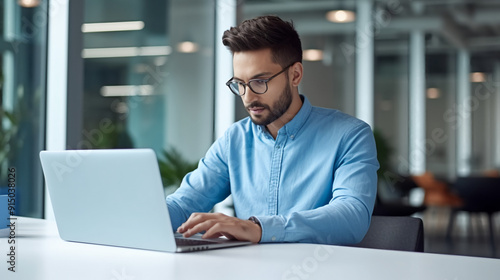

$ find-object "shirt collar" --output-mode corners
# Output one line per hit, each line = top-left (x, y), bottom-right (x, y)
(282, 94), (311, 139)
(256, 94), (312, 140)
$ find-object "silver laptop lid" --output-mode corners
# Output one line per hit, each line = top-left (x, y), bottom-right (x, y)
(40, 149), (177, 252)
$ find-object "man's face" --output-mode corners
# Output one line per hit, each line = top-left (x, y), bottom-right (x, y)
(232, 49), (292, 126)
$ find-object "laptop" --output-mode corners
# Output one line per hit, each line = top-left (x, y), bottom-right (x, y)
(39, 149), (252, 252)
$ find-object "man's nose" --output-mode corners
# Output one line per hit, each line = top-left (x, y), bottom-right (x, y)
(242, 86), (258, 103)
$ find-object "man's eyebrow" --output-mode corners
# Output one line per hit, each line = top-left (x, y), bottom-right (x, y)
(232, 72), (273, 81)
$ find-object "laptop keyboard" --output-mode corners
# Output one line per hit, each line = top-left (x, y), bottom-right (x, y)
(175, 238), (218, 246)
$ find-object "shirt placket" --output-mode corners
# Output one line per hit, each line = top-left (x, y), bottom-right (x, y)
(267, 134), (286, 215)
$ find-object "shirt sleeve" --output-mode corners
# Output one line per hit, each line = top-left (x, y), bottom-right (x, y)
(256, 123), (379, 245)
(166, 132), (231, 231)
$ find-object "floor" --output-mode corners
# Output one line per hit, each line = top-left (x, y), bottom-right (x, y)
(418, 207), (500, 259)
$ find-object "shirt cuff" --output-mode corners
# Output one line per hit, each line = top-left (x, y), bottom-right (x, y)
(255, 215), (286, 243)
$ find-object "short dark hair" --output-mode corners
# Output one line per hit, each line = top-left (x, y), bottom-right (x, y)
(222, 15), (302, 68)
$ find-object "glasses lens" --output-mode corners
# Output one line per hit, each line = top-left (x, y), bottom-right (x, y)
(248, 80), (267, 94)
(228, 82), (243, 95)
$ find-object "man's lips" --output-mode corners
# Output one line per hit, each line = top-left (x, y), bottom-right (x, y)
(248, 107), (265, 114)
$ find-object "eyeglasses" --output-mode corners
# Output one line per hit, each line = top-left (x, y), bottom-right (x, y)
(225, 63), (294, 96)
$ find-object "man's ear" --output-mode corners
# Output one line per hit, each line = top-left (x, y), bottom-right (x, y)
(290, 62), (303, 87)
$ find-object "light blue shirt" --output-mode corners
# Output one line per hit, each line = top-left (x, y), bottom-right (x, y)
(166, 95), (379, 245)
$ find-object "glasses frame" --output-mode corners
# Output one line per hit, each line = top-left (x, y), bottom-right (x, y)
(225, 63), (295, 96)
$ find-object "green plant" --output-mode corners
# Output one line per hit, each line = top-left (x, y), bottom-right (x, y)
(91, 121), (134, 149)
(0, 107), (21, 184)
(158, 148), (198, 194)
(373, 129), (392, 179)
(373, 129), (411, 201)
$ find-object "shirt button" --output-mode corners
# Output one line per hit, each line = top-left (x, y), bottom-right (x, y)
(271, 236), (276, 241)
(290, 135), (295, 139)
(276, 145), (280, 149)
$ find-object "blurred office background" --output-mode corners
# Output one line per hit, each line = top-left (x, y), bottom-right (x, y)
(1, 0), (500, 258)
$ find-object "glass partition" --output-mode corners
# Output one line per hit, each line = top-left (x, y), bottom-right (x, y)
(0, 0), (47, 217)
(80, 0), (216, 180)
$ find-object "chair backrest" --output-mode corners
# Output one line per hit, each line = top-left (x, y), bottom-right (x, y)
(353, 216), (424, 252)
(452, 177), (500, 213)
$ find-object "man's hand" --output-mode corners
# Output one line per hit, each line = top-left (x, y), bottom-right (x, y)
(177, 213), (262, 243)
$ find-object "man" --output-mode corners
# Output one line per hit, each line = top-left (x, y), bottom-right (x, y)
(166, 15), (379, 245)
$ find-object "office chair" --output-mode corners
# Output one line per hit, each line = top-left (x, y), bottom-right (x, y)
(446, 176), (500, 250)
(352, 216), (424, 252)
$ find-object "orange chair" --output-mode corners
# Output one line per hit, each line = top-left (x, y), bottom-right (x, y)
(411, 172), (463, 207)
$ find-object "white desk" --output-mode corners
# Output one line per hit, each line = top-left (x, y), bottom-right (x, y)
(1, 217), (500, 280)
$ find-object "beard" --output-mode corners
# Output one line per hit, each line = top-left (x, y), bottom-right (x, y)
(246, 83), (293, 126)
